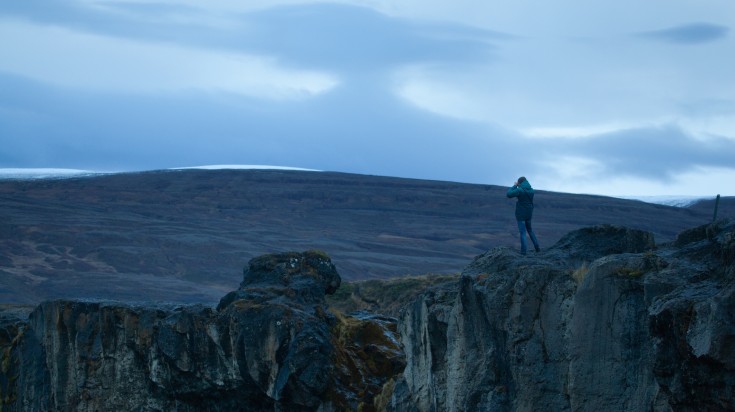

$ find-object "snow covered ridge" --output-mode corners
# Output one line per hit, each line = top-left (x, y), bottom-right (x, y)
(0, 165), (321, 180)
(171, 164), (321, 172)
(0, 168), (109, 180)
(622, 195), (711, 207)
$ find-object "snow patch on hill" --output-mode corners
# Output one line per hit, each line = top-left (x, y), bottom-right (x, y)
(623, 195), (710, 207)
(0, 165), (321, 180)
(171, 164), (321, 172)
(0, 168), (108, 180)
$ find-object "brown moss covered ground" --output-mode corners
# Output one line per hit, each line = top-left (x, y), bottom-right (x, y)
(326, 273), (458, 317)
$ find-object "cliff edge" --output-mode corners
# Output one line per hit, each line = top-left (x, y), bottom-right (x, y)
(2, 221), (734, 411)
(388, 220), (734, 411)
(0, 251), (403, 411)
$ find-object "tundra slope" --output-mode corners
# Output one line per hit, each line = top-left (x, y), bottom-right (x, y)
(1, 169), (730, 304)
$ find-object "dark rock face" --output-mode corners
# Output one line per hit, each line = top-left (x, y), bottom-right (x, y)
(388, 221), (735, 411)
(545, 224), (656, 263)
(2, 222), (734, 411)
(218, 250), (341, 310)
(0, 252), (402, 411)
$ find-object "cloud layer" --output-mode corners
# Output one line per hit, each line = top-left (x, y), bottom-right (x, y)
(638, 23), (729, 44)
(1, 0), (734, 196)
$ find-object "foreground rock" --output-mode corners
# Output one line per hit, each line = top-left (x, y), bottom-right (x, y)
(2, 222), (734, 411)
(387, 221), (735, 411)
(0, 251), (404, 411)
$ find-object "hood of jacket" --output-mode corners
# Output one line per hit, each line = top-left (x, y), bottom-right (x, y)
(518, 180), (533, 192)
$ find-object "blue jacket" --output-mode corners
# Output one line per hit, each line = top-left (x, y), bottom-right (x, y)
(507, 180), (535, 221)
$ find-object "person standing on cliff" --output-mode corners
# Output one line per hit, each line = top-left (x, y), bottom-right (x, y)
(507, 176), (541, 255)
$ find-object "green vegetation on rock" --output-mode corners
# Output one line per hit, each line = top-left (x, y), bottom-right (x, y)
(327, 273), (459, 316)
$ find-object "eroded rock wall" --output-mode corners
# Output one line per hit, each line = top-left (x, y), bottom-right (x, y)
(2, 222), (733, 411)
(1, 251), (403, 411)
(389, 221), (735, 411)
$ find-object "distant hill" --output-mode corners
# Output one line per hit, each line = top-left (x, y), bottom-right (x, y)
(687, 195), (735, 220)
(0, 169), (730, 304)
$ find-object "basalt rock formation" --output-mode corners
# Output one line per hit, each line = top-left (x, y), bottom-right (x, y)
(1, 222), (734, 411)
(0, 251), (404, 411)
(387, 220), (735, 411)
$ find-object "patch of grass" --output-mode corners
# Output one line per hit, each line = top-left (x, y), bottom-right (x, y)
(642, 251), (669, 272)
(304, 249), (330, 260)
(326, 273), (458, 316)
(1, 325), (24, 409)
(616, 267), (644, 277)
(571, 263), (589, 284)
(329, 282), (356, 301)
(0, 348), (9, 375)
(327, 308), (404, 411)
(372, 378), (396, 412)
(232, 300), (264, 311)
(1, 325), (24, 374)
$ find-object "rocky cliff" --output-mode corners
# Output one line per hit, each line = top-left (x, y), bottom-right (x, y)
(388, 220), (735, 411)
(0, 251), (403, 411)
(1, 221), (734, 411)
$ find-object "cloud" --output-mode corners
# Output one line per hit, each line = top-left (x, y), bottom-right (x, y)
(1, 3), (505, 97)
(0, 0), (210, 31)
(536, 165), (735, 197)
(238, 3), (505, 73)
(521, 124), (637, 139)
(1, 2), (505, 71)
(0, 70), (521, 183)
(538, 124), (735, 180)
(2, 1), (735, 197)
(0, 2), (511, 182)
(530, 124), (735, 196)
(677, 98), (735, 117)
(0, 20), (338, 99)
(637, 22), (729, 44)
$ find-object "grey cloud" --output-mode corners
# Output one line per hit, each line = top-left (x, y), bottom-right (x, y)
(0, 0), (234, 49)
(0, 2), (518, 183)
(0, 72), (523, 183)
(677, 98), (735, 118)
(1, 2), (505, 72)
(543, 125), (735, 180)
(637, 22), (729, 44)
(0, 0), (82, 22)
(7, 2), (731, 190)
(228, 4), (505, 72)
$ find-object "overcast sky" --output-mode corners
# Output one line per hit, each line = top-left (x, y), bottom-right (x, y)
(1, 0), (734, 196)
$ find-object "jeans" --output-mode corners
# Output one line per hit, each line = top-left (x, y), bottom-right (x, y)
(517, 219), (540, 254)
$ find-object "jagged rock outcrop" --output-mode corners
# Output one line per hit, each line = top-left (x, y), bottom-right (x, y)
(388, 221), (735, 411)
(0, 251), (404, 411)
(2, 222), (734, 411)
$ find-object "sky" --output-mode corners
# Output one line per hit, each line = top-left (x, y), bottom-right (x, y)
(1, 0), (734, 197)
